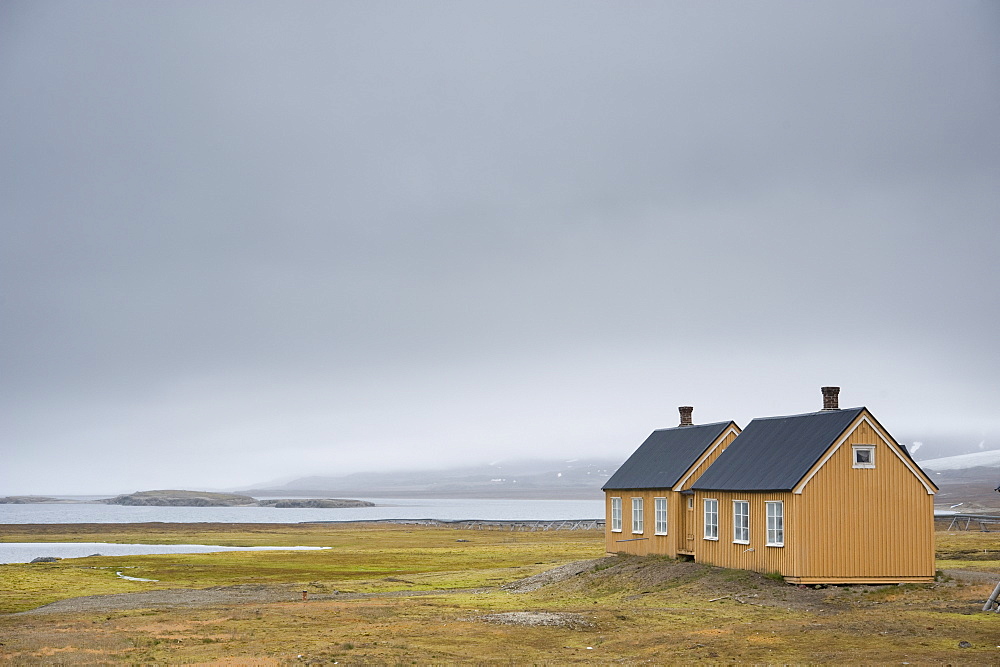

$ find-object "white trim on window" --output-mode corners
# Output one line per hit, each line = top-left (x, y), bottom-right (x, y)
(703, 498), (719, 540)
(610, 497), (622, 532)
(766, 501), (784, 547)
(852, 445), (875, 469)
(654, 497), (668, 535)
(631, 497), (644, 534)
(733, 500), (749, 544)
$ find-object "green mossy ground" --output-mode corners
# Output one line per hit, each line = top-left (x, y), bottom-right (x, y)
(0, 523), (598, 613)
(1, 523), (998, 663)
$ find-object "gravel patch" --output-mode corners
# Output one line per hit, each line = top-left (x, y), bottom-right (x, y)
(942, 569), (1000, 584)
(477, 611), (592, 628)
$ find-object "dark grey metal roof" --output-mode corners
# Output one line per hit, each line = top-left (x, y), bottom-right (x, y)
(602, 421), (735, 491)
(691, 407), (865, 491)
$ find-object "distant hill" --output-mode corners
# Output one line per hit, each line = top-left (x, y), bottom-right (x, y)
(237, 449), (1000, 507)
(918, 450), (1000, 512)
(239, 458), (618, 500)
(22, 451), (998, 508)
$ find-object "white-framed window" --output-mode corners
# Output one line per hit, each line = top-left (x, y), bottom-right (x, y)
(654, 497), (668, 535)
(687, 496), (694, 509)
(852, 445), (875, 469)
(632, 497), (644, 534)
(766, 501), (784, 547)
(703, 498), (719, 540)
(733, 500), (749, 544)
(610, 497), (622, 532)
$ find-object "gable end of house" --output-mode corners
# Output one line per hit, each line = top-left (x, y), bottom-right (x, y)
(793, 408), (938, 495)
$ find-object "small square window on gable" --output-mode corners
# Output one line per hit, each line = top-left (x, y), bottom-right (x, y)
(852, 445), (875, 468)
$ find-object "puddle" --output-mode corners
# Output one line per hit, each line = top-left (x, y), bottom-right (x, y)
(116, 570), (159, 582)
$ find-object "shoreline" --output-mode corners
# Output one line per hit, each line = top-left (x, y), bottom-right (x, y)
(0, 518), (604, 532)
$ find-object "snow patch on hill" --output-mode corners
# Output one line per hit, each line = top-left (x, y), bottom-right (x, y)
(918, 449), (1000, 471)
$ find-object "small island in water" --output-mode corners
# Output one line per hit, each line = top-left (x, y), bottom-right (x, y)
(0, 496), (78, 504)
(99, 490), (375, 508)
(1, 490), (374, 508)
(98, 490), (258, 507)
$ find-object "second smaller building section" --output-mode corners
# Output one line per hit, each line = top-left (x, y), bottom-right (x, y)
(603, 410), (740, 558)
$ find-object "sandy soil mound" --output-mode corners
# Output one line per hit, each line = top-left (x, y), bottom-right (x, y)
(501, 558), (606, 592)
(507, 554), (845, 613)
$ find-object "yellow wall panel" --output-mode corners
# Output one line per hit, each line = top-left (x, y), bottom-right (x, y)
(792, 414), (935, 582)
(605, 489), (681, 556)
(691, 490), (797, 575)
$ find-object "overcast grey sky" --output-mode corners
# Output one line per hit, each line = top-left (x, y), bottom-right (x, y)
(2, 1), (998, 494)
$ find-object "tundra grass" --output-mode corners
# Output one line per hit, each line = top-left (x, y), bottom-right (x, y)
(5, 572), (997, 664)
(2, 524), (1000, 664)
(936, 528), (1000, 556)
(0, 523), (602, 613)
(936, 528), (1000, 575)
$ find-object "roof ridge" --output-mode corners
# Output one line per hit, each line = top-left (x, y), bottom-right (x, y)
(652, 420), (734, 432)
(748, 406), (865, 422)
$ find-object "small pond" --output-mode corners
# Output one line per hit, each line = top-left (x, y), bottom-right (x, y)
(0, 542), (330, 564)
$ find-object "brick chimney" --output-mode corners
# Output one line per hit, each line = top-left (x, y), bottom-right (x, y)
(821, 386), (840, 411)
(679, 406), (694, 426)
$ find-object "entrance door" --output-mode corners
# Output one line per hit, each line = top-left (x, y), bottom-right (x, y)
(679, 495), (695, 554)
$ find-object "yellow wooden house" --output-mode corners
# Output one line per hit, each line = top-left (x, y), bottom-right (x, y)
(602, 406), (740, 558)
(603, 388), (937, 584)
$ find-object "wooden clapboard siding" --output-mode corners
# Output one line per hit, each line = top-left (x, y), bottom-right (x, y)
(691, 490), (796, 574)
(789, 414), (935, 583)
(604, 489), (679, 556)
